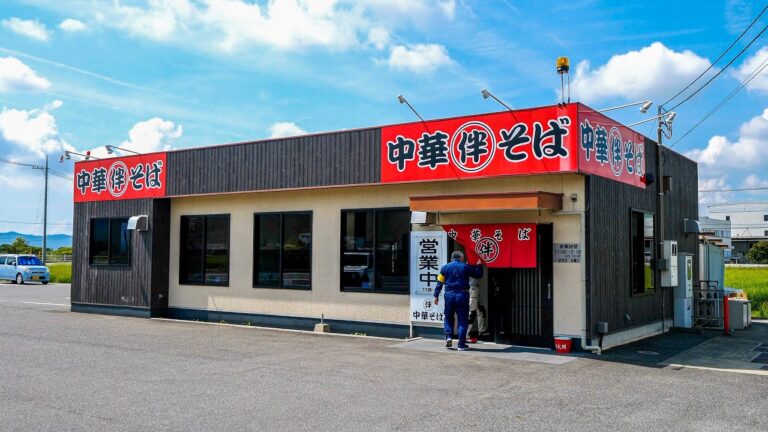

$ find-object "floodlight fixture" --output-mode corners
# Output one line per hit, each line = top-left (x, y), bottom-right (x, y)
(597, 100), (653, 114)
(106, 145), (141, 155)
(479, 89), (513, 111)
(396, 94), (425, 123)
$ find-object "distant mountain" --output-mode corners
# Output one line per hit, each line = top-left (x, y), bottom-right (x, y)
(0, 231), (72, 250)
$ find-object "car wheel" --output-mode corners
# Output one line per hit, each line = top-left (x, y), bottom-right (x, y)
(42, 281), (49, 285)
(16, 273), (24, 285)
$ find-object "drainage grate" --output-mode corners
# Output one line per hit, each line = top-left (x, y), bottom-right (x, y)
(750, 352), (768, 364)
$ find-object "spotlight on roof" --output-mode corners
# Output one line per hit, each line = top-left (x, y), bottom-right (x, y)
(479, 89), (513, 111)
(666, 112), (677, 123)
(640, 100), (653, 114)
(397, 95), (406, 104)
(106, 145), (114, 154)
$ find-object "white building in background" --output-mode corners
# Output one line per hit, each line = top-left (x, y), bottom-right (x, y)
(698, 217), (732, 260)
(708, 202), (768, 262)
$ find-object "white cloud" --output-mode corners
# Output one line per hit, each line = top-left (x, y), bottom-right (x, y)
(43, 100), (64, 111)
(733, 46), (768, 93)
(0, 102), (72, 157)
(66, 0), (455, 53)
(59, 18), (87, 32)
(388, 44), (453, 74)
(122, 117), (183, 153)
(365, 0), (456, 21)
(698, 176), (731, 205)
(0, 173), (36, 190)
(741, 174), (768, 190)
(269, 121), (307, 138)
(570, 42), (711, 104)
(0, 57), (51, 92)
(1, 17), (51, 42)
(368, 27), (390, 50)
(686, 108), (768, 176)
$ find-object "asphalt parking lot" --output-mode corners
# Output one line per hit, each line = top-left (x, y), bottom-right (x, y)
(1, 283), (767, 431)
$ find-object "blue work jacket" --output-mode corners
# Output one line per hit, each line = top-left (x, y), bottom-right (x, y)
(433, 259), (483, 297)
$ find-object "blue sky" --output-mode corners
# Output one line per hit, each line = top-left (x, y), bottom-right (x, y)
(1, 0), (767, 235)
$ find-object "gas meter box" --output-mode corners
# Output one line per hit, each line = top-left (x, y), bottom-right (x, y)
(661, 240), (678, 287)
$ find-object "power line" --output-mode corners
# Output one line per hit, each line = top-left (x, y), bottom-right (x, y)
(669, 52), (768, 149)
(0, 156), (42, 169)
(668, 22), (768, 111)
(699, 186), (768, 192)
(662, 3), (768, 107)
(0, 220), (72, 226)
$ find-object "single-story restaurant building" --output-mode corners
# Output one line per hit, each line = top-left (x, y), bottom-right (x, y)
(69, 103), (698, 351)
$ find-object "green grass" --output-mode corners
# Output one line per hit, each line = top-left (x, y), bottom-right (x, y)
(725, 267), (768, 318)
(48, 262), (72, 283)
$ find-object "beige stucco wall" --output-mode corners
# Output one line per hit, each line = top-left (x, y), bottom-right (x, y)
(168, 174), (585, 336)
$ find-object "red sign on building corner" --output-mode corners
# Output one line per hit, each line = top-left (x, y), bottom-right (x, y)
(73, 152), (167, 203)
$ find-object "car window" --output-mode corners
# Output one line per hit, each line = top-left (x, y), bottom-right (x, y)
(18, 256), (42, 266)
(7, 258), (16, 266)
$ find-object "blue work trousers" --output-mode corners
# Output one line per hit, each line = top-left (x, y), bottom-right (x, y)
(443, 290), (470, 348)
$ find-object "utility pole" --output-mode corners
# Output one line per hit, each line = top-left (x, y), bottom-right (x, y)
(42, 155), (49, 264)
(32, 156), (50, 264)
(656, 107), (665, 333)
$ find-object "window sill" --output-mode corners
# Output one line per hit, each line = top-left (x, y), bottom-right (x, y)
(341, 287), (408, 295)
(179, 282), (230, 287)
(253, 285), (311, 291)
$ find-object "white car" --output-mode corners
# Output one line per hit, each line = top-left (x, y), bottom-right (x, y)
(0, 254), (50, 285)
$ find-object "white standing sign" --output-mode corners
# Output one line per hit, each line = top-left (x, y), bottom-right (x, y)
(410, 231), (447, 323)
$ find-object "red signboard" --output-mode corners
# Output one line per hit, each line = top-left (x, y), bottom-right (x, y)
(73, 152), (167, 202)
(577, 107), (646, 188)
(382, 105), (579, 183)
(381, 103), (646, 189)
(443, 223), (537, 268)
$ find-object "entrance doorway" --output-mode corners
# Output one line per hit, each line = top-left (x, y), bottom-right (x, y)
(489, 224), (554, 348)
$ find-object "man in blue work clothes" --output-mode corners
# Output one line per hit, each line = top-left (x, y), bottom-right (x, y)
(433, 251), (483, 351)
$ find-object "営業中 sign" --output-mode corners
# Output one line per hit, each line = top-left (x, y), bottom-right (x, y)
(410, 231), (447, 323)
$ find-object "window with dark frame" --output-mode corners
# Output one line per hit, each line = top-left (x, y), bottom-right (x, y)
(89, 218), (130, 266)
(341, 208), (410, 293)
(725, 215), (730, 221)
(630, 210), (655, 296)
(764, 214), (768, 222)
(179, 215), (230, 286)
(253, 212), (312, 289)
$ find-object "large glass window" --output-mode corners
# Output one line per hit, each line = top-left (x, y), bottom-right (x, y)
(254, 212), (312, 289)
(180, 215), (229, 286)
(630, 210), (655, 295)
(90, 218), (130, 266)
(341, 208), (409, 293)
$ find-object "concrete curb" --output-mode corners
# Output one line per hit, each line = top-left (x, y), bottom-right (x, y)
(150, 317), (404, 342)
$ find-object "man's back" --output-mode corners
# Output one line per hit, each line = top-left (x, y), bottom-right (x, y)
(438, 259), (483, 293)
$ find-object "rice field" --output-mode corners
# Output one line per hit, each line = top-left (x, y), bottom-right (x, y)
(725, 266), (768, 318)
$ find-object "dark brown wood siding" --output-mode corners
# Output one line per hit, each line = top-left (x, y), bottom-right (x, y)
(166, 128), (381, 196)
(586, 138), (698, 336)
(150, 199), (171, 311)
(71, 198), (169, 312)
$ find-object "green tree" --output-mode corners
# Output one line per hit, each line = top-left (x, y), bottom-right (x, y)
(3, 237), (41, 255)
(54, 246), (73, 255)
(747, 241), (768, 264)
